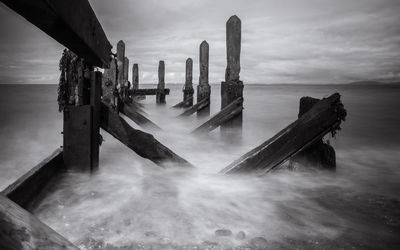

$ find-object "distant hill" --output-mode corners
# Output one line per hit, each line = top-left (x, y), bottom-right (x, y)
(348, 80), (383, 85)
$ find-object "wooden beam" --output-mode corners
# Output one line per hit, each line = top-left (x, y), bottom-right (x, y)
(120, 102), (162, 131)
(178, 98), (209, 117)
(130, 88), (170, 96)
(0, 195), (78, 249)
(1, 149), (64, 210)
(192, 97), (243, 134)
(100, 103), (194, 168)
(1, 0), (112, 67)
(220, 93), (346, 175)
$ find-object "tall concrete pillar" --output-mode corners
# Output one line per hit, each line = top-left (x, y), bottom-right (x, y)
(183, 58), (194, 107)
(197, 40), (211, 116)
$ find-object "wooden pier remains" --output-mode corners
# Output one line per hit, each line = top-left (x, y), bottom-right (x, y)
(191, 16), (244, 133)
(221, 15), (244, 131)
(220, 93), (346, 175)
(173, 58), (194, 108)
(0, 2), (349, 247)
(197, 41), (211, 116)
(156, 60), (167, 104)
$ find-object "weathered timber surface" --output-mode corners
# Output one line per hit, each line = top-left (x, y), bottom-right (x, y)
(289, 97), (336, 170)
(1, 149), (64, 210)
(172, 96), (194, 108)
(120, 102), (161, 131)
(192, 97), (243, 134)
(130, 89), (170, 96)
(63, 105), (93, 170)
(178, 98), (210, 117)
(0, 194), (78, 249)
(220, 93), (346, 175)
(100, 103), (193, 168)
(1, 0), (111, 67)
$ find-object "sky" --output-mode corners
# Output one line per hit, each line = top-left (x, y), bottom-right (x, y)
(0, 0), (399, 84)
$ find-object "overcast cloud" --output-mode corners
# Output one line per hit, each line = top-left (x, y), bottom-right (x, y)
(0, 0), (399, 84)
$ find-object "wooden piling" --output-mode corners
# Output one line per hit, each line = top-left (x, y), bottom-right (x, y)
(220, 93), (346, 175)
(221, 15), (243, 131)
(102, 56), (117, 106)
(117, 40), (125, 89)
(289, 97), (337, 170)
(132, 63), (139, 90)
(156, 60), (166, 104)
(183, 58), (194, 107)
(197, 41), (211, 116)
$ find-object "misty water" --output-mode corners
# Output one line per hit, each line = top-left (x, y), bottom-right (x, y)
(1, 84), (399, 249)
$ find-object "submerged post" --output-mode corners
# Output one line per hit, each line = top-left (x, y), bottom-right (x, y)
(132, 63), (139, 90)
(221, 15), (243, 130)
(156, 60), (166, 104)
(197, 40), (211, 116)
(183, 58), (194, 107)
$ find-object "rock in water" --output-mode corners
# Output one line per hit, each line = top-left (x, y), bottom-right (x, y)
(250, 237), (268, 249)
(215, 228), (232, 236)
(236, 231), (246, 240)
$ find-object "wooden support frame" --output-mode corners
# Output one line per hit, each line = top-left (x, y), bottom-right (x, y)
(220, 93), (346, 175)
(130, 88), (170, 96)
(2, 149), (64, 210)
(178, 98), (210, 117)
(120, 102), (161, 131)
(192, 97), (243, 134)
(0, 0), (112, 67)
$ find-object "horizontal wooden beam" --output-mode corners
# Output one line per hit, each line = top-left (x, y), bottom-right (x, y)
(1, 0), (112, 67)
(2, 149), (64, 210)
(220, 93), (346, 175)
(0, 194), (78, 249)
(130, 88), (170, 96)
(192, 97), (243, 134)
(100, 102), (194, 168)
(178, 98), (209, 117)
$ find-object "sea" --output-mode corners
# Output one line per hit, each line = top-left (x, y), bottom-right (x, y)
(0, 83), (399, 249)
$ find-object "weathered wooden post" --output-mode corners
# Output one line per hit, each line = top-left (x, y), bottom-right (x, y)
(62, 51), (101, 171)
(183, 58), (194, 107)
(197, 40), (211, 116)
(123, 56), (130, 101)
(132, 63), (139, 90)
(221, 15), (243, 130)
(117, 40), (125, 89)
(102, 55), (117, 106)
(156, 60), (166, 104)
(288, 97), (336, 170)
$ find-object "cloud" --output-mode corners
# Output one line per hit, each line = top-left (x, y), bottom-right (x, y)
(0, 0), (399, 84)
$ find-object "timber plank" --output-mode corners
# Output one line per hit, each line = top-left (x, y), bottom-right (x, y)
(130, 89), (170, 96)
(192, 97), (243, 133)
(100, 103), (194, 168)
(220, 93), (346, 175)
(1, 0), (112, 67)
(120, 102), (161, 131)
(1, 149), (64, 210)
(0, 195), (78, 249)
(178, 98), (209, 117)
